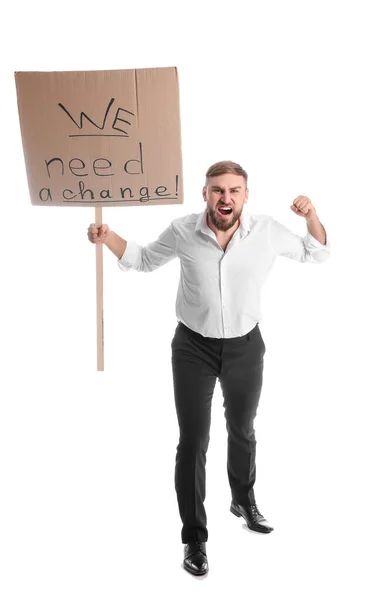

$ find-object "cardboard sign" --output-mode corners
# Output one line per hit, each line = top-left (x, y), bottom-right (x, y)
(15, 67), (184, 207)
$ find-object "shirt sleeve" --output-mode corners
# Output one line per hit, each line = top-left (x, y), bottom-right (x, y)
(269, 218), (331, 263)
(117, 222), (178, 272)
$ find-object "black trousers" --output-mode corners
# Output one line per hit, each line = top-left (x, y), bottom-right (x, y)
(171, 321), (266, 543)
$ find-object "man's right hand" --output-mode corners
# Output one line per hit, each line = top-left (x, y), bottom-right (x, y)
(87, 223), (111, 244)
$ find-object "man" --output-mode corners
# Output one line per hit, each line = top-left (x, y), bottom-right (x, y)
(87, 160), (330, 577)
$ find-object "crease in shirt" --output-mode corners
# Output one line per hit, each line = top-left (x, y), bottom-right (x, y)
(117, 207), (331, 337)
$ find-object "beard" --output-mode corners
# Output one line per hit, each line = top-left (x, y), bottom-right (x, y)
(207, 205), (243, 232)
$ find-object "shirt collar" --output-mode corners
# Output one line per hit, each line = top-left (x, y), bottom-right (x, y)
(195, 207), (252, 237)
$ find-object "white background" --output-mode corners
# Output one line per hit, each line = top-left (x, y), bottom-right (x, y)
(1, 1), (374, 598)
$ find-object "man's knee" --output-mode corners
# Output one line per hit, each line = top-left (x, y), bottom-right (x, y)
(177, 432), (210, 453)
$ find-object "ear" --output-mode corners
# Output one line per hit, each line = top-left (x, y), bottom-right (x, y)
(202, 186), (207, 202)
(244, 188), (249, 204)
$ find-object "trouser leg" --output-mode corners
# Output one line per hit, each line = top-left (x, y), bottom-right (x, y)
(171, 324), (219, 543)
(219, 324), (266, 505)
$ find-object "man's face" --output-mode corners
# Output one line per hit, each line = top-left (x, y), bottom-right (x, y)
(203, 173), (248, 232)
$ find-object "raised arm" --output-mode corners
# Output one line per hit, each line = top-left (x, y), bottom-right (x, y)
(269, 196), (331, 263)
(290, 194), (327, 244)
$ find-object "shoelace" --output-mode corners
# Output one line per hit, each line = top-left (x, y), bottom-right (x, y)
(185, 541), (206, 561)
(250, 504), (264, 518)
(190, 541), (206, 555)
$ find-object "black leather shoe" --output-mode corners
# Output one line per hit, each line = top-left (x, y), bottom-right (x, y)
(183, 541), (208, 576)
(230, 501), (274, 533)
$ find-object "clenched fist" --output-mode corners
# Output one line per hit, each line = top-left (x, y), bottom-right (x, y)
(87, 223), (111, 244)
(290, 195), (317, 221)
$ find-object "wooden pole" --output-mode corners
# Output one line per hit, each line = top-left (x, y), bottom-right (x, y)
(95, 207), (104, 371)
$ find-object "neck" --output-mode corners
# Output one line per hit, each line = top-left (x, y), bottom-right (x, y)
(206, 211), (241, 238)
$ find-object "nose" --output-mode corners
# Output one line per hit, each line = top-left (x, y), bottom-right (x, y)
(221, 190), (231, 203)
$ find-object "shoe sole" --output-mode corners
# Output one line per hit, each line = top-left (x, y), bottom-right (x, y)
(230, 506), (273, 534)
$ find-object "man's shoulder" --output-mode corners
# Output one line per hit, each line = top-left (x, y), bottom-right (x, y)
(170, 211), (203, 229)
(248, 212), (273, 222)
(244, 212), (273, 230)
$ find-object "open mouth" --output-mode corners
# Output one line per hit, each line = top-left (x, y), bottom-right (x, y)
(218, 206), (233, 216)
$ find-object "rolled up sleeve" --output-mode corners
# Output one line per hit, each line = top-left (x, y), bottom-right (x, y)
(269, 218), (331, 263)
(118, 240), (143, 271)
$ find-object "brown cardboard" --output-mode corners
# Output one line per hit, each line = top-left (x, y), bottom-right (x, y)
(15, 67), (183, 207)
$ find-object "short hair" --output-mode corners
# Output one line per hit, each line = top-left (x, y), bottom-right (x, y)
(205, 160), (248, 186)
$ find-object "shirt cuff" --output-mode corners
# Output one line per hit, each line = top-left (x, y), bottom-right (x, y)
(117, 240), (141, 271)
(304, 231), (330, 250)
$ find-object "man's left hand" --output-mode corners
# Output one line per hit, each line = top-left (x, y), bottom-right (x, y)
(290, 195), (317, 220)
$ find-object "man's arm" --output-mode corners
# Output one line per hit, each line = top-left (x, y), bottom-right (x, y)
(87, 223), (126, 258)
(291, 195), (328, 246)
(269, 193), (331, 263)
(291, 195), (327, 245)
(115, 222), (178, 272)
(306, 215), (327, 246)
(269, 217), (330, 263)
(105, 230), (127, 259)
(88, 221), (177, 271)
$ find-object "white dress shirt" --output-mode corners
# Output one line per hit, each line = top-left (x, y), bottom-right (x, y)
(118, 207), (331, 338)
